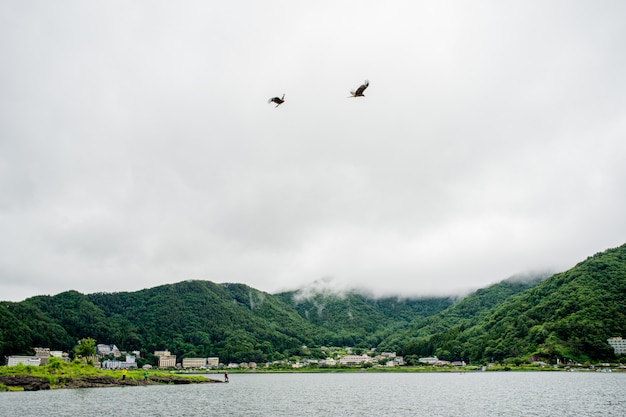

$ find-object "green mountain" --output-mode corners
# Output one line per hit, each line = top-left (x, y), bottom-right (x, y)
(0, 280), (451, 363)
(2, 243), (625, 365)
(397, 244), (626, 363)
(382, 274), (545, 355)
(277, 289), (454, 348)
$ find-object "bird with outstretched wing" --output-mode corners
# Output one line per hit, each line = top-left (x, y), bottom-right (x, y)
(350, 80), (369, 97)
(268, 94), (285, 107)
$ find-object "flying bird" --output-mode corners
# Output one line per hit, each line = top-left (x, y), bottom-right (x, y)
(350, 80), (369, 97)
(268, 94), (285, 107)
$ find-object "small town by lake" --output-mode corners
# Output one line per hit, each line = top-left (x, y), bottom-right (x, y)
(1, 372), (625, 417)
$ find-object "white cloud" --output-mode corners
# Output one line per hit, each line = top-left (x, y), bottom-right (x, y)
(1, 0), (626, 301)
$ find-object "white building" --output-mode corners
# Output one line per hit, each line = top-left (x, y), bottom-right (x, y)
(6, 356), (41, 367)
(154, 350), (176, 368)
(158, 355), (177, 368)
(608, 337), (626, 355)
(338, 354), (372, 366)
(182, 358), (207, 368)
(101, 354), (137, 369)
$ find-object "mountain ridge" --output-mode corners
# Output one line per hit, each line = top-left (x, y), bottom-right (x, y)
(2, 243), (625, 364)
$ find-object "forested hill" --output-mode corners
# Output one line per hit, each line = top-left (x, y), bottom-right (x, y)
(379, 275), (547, 352)
(397, 244), (626, 363)
(1, 243), (625, 365)
(277, 290), (455, 347)
(0, 281), (452, 363)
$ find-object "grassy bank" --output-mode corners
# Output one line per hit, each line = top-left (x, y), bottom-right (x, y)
(0, 358), (209, 391)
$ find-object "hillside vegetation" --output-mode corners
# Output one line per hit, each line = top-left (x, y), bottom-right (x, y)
(1, 244), (625, 364)
(0, 281), (451, 364)
(397, 245), (626, 363)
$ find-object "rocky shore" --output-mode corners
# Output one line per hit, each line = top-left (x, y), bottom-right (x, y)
(0, 375), (224, 391)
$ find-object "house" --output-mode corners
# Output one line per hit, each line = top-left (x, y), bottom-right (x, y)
(319, 358), (337, 367)
(418, 356), (451, 366)
(97, 344), (121, 358)
(207, 357), (220, 368)
(50, 350), (70, 361)
(418, 356), (439, 365)
(607, 337), (626, 355)
(102, 354), (138, 370)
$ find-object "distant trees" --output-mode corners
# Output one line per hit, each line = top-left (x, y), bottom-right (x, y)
(74, 337), (96, 363)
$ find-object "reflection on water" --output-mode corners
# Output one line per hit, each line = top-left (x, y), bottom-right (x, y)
(1, 372), (625, 417)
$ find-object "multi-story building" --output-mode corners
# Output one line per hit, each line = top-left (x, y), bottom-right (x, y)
(33, 347), (51, 365)
(155, 350), (177, 368)
(182, 358), (207, 368)
(6, 356), (41, 366)
(158, 355), (176, 367)
(607, 337), (626, 355)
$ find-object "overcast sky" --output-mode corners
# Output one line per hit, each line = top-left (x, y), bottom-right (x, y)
(1, 1), (625, 302)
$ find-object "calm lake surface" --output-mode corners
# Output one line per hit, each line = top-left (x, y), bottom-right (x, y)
(1, 372), (625, 416)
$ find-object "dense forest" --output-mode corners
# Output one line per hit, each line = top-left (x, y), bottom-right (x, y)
(396, 244), (626, 363)
(0, 280), (452, 364)
(1, 244), (625, 365)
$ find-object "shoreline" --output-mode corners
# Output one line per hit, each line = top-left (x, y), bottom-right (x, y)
(0, 374), (224, 392)
(191, 364), (626, 375)
(4, 364), (623, 392)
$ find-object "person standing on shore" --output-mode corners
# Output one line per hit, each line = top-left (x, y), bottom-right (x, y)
(122, 369), (127, 380)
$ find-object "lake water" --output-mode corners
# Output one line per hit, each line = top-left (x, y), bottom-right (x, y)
(1, 372), (625, 416)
